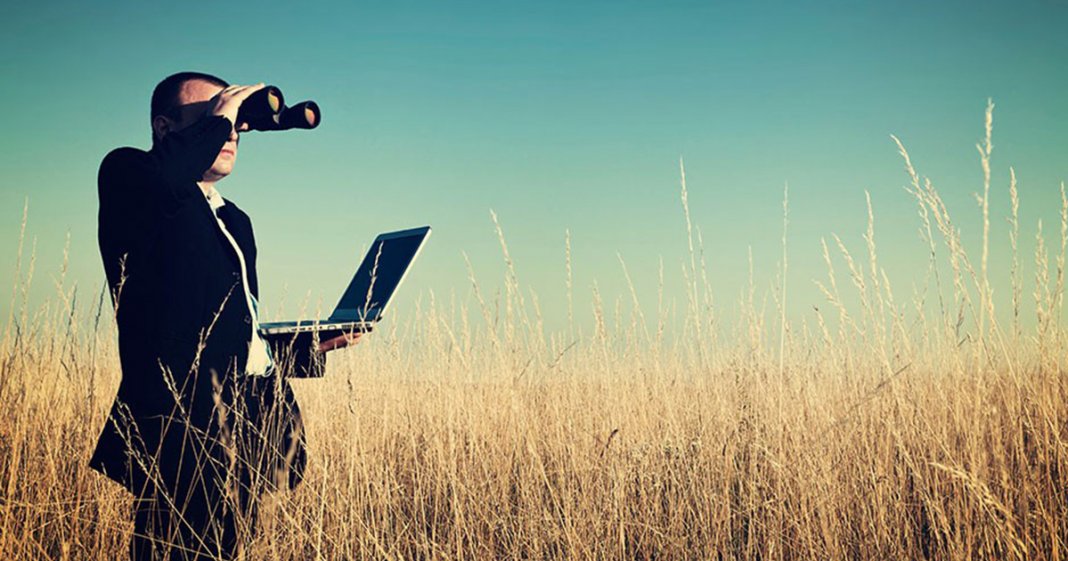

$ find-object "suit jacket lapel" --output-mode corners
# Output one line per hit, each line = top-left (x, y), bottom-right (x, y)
(215, 201), (259, 297)
(216, 203), (253, 258)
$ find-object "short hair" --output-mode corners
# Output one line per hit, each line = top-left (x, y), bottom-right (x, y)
(150, 71), (229, 140)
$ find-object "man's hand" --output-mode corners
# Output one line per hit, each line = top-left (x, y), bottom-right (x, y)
(318, 332), (363, 353)
(206, 83), (265, 132)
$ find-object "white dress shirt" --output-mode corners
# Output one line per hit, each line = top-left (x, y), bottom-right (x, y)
(204, 185), (273, 376)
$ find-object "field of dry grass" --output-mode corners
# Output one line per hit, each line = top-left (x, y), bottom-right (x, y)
(1, 105), (1065, 560)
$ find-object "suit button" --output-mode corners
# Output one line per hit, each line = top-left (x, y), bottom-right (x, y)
(244, 315), (252, 324)
(233, 272), (241, 280)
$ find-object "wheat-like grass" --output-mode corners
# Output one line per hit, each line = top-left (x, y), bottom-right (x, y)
(1, 105), (1066, 560)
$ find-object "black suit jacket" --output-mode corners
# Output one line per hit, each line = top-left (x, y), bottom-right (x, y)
(91, 115), (306, 495)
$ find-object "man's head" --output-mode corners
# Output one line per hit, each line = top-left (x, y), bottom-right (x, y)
(151, 71), (240, 183)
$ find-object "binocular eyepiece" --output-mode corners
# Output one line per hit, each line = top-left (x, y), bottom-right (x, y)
(237, 85), (321, 132)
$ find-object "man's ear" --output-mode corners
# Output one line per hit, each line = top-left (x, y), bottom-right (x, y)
(152, 115), (172, 142)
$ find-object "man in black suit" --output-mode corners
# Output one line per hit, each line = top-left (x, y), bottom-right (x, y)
(92, 72), (358, 560)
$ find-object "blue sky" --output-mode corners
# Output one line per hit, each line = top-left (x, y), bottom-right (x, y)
(2, 1), (1066, 335)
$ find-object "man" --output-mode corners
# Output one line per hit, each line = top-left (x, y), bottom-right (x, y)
(92, 72), (358, 560)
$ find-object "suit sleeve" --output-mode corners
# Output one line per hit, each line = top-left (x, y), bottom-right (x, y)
(99, 115), (232, 217)
(151, 114), (233, 186)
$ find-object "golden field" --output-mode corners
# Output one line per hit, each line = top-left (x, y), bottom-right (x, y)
(1, 106), (1065, 560)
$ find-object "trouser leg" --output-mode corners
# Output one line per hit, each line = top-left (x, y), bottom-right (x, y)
(128, 483), (250, 561)
(130, 497), (162, 561)
(126, 379), (284, 560)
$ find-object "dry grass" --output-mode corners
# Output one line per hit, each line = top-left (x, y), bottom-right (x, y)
(1, 104), (1066, 560)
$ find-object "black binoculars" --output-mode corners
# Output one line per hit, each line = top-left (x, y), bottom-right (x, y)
(237, 86), (321, 132)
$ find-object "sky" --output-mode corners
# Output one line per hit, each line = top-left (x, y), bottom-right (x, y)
(1, 1), (1067, 338)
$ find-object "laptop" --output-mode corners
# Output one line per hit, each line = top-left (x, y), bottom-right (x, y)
(258, 226), (431, 337)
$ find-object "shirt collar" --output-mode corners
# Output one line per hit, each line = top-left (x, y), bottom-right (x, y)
(202, 184), (226, 213)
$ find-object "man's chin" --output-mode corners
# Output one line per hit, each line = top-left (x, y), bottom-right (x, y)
(207, 163), (234, 181)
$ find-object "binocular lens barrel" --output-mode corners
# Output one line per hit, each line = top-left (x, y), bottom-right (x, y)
(237, 85), (320, 131)
(237, 85), (285, 131)
(278, 101), (320, 130)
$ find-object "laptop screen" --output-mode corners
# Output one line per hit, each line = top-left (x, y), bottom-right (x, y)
(331, 227), (430, 321)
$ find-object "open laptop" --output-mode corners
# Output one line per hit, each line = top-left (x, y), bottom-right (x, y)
(258, 226), (431, 337)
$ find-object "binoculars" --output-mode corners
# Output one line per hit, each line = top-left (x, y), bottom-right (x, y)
(237, 86), (321, 132)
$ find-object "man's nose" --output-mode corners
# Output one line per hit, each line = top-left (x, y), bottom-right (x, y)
(228, 127), (239, 142)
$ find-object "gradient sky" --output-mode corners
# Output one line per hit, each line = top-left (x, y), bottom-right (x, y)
(2, 1), (1067, 336)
